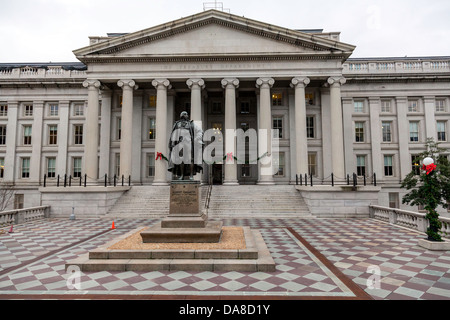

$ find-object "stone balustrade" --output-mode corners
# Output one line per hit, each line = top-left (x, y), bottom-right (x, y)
(370, 205), (450, 239)
(0, 206), (50, 227)
(0, 66), (87, 79)
(344, 58), (450, 75)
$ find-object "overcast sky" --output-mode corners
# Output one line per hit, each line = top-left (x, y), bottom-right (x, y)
(0, 0), (449, 63)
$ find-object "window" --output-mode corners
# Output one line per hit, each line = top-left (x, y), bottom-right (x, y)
(409, 122), (419, 142)
(274, 153), (285, 177)
(147, 154), (155, 177)
(357, 156), (366, 177)
(14, 194), (24, 209)
(116, 118), (122, 141)
(21, 157), (30, 178)
(354, 101), (364, 113)
(272, 93), (282, 106)
(306, 116), (315, 139)
(149, 95), (157, 108)
(437, 121), (447, 142)
(23, 126), (32, 145)
(47, 157), (56, 178)
(273, 117), (283, 139)
(436, 100), (446, 112)
(48, 125), (58, 145)
(0, 126), (6, 145)
(24, 104), (33, 117)
(382, 122), (392, 142)
(305, 93), (315, 106)
(411, 155), (421, 175)
(74, 125), (83, 145)
(355, 122), (365, 142)
(308, 153), (317, 177)
(240, 102), (250, 114)
(49, 104), (59, 117)
(384, 156), (393, 176)
(212, 102), (222, 114)
(73, 157), (82, 178)
(149, 118), (156, 140)
(408, 100), (418, 113)
(74, 104), (84, 116)
(389, 193), (399, 209)
(0, 105), (7, 117)
(381, 101), (391, 113)
(0, 158), (4, 178)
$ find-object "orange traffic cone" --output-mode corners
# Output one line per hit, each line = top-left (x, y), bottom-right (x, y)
(8, 225), (13, 233)
(111, 221), (116, 230)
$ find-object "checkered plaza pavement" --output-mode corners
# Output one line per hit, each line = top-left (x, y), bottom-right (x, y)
(1, 217), (450, 301)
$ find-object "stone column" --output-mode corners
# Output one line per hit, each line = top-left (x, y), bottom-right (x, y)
(4, 102), (18, 182)
(187, 79), (205, 125)
(424, 96), (437, 141)
(57, 100), (70, 178)
(117, 80), (138, 181)
(222, 78), (240, 186)
(83, 80), (101, 183)
(396, 97), (410, 180)
(291, 77), (310, 176)
(327, 77), (346, 180)
(369, 97), (382, 179)
(30, 101), (44, 184)
(99, 90), (112, 178)
(152, 79), (171, 186)
(187, 79), (205, 182)
(256, 77), (275, 185)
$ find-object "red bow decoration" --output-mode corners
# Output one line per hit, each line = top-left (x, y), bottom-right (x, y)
(156, 152), (163, 161)
(422, 163), (437, 175)
(227, 153), (234, 162)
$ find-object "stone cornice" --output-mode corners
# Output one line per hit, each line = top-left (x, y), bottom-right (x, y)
(79, 53), (348, 64)
(74, 10), (355, 62)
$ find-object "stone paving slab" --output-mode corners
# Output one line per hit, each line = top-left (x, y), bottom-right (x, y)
(0, 217), (449, 300)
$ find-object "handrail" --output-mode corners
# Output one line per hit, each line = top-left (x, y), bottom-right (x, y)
(369, 205), (450, 239)
(0, 206), (50, 227)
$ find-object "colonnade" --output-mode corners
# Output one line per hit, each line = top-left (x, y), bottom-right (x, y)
(83, 76), (346, 185)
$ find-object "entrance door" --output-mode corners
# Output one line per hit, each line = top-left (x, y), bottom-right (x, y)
(212, 164), (223, 185)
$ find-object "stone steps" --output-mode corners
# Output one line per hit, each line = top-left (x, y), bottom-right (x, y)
(106, 184), (311, 219)
(207, 185), (311, 219)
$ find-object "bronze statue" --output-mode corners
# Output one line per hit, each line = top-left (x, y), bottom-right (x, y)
(168, 112), (204, 180)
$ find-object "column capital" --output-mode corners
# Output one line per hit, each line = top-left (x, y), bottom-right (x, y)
(118, 79), (139, 90)
(187, 78), (205, 90)
(221, 78), (240, 89)
(83, 79), (101, 89)
(256, 77), (275, 89)
(327, 77), (346, 87)
(152, 79), (171, 90)
(290, 77), (310, 89)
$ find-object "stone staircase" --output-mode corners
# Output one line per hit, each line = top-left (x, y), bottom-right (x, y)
(105, 185), (311, 219)
(105, 185), (208, 219)
(206, 185), (312, 219)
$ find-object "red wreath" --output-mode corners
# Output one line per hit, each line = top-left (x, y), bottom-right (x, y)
(422, 163), (437, 175)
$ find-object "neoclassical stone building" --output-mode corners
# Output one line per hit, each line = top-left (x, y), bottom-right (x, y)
(0, 10), (449, 212)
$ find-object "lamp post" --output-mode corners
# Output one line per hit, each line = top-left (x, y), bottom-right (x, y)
(421, 157), (442, 242)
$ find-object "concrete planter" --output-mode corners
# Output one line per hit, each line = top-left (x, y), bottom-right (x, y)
(418, 239), (450, 251)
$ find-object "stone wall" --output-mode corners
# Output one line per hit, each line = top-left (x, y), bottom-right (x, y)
(40, 187), (130, 218)
(296, 186), (381, 218)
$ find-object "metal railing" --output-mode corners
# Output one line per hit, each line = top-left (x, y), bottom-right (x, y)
(43, 174), (131, 188)
(295, 173), (377, 187)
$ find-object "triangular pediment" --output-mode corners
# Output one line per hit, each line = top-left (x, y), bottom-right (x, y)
(74, 10), (355, 62)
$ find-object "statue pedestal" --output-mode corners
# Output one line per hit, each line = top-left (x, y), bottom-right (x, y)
(141, 181), (223, 243)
